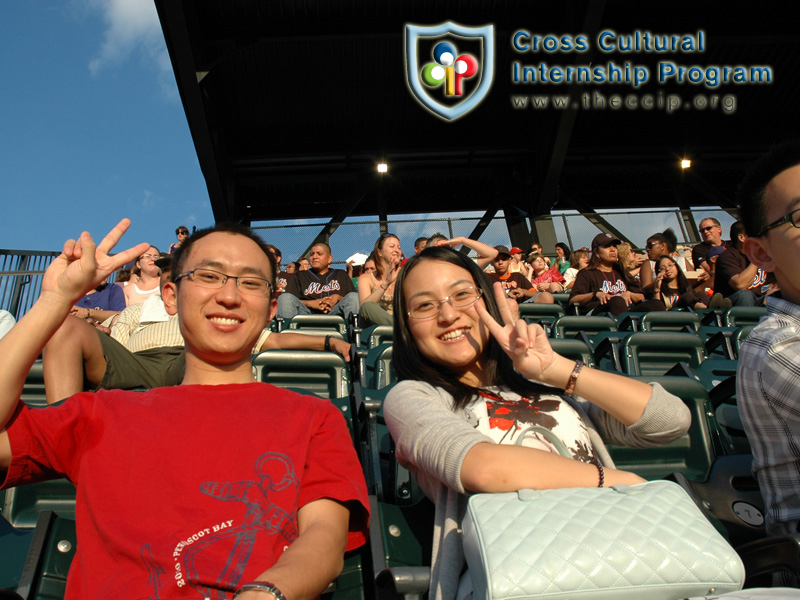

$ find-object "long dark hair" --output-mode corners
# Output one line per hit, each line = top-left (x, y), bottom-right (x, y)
(392, 246), (551, 409)
(369, 233), (400, 280)
(655, 255), (692, 295)
(587, 245), (637, 287)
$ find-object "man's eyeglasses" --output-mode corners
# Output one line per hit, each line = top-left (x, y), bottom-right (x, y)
(178, 230), (189, 235)
(408, 286), (483, 320)
(174, 268), (272, 296)
(758, 207), (800, 237)
(139, 253), (159, 260)
(699, 226), (717, 233)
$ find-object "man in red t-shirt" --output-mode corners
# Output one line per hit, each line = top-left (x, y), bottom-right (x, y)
(487, 245), (554, 304)
(0, 221), (369, 600)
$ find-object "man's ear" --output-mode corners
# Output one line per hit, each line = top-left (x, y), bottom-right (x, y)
(161, 281), (179, 316)
(266, 297), (277, 324)
(743, 237), (775, 273)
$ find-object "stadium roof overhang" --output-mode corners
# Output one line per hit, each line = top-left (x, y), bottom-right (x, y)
(155, 0), (800, 245)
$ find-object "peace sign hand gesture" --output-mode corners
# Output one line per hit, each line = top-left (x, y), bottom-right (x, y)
(41, 219), (150, 309)
(474, 282), (557, 381)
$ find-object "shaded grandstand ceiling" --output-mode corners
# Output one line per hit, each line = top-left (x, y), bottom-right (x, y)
(155, 0), (800, 228)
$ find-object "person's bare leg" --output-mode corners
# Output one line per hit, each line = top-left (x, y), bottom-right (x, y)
(42, 315), (108, 404)
(534, 291), (555, 304)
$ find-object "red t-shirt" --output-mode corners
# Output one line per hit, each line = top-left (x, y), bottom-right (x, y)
(2, 383), (369, 599)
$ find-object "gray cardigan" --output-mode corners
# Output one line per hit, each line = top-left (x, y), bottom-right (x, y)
(383, 381), (691, 600)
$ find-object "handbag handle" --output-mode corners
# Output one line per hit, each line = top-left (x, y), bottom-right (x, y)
(515, 425), (573, 458)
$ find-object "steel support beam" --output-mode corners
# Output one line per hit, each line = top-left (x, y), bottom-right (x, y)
(303, 177), (374, 257)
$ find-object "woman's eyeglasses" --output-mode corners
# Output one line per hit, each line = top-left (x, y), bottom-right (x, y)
(408, 287), (483, 320)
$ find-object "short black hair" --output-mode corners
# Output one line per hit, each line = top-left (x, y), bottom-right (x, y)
(426, 233), (447, 246)
(738, 140), (800, 237)
(310, 241), (332, 254)
(729, 221), (746, 249)
(171, 223), (277, 291)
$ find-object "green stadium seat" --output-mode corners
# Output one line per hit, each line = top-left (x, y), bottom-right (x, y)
(586, 331), (631, 372)
(724, 306), (766, 328)
(364, 344), (394, 390)
(517, 303), (565, 335)
(700, 325), (754, 360)
(359, 324), (393, 350)
(552, 315), (617, 340)
(1, 480), (76, 531)
(252, 350), (351, 399)
(638, 311), (701, 332)
(286, 314), (348, 337)
(622, 331), (707, 376)
(6, 511), (76, 600)
(371, 497), (434, 599)
(671, 455), (764, 548)
(606, 376), (717, 481)
(695, 307), (725, 327)
(549, 339), (596, 368)
(0, 517), (34, 593)
(550, 292), (571, 308)
(279, 329), (347, 342)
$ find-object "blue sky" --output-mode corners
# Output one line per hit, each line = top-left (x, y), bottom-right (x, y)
(0, 2), (735, 263)
(0, 1), (213, 253)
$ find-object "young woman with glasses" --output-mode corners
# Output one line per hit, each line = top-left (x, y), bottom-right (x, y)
(384, 246), (690, 600)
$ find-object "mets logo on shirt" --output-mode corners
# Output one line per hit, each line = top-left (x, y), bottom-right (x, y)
(405, 22), (494, 121)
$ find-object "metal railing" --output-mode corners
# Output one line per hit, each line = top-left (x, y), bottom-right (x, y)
(0, 251), (61, 319)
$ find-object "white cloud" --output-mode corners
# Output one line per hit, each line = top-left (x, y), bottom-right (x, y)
(84, 0), (175, 96)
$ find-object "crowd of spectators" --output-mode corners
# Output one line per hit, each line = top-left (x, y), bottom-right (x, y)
(1, 136), (796, 596)
(262, 219), (767, 322)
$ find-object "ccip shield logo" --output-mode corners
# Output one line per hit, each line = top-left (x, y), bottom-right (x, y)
(405, 22), (494, 121)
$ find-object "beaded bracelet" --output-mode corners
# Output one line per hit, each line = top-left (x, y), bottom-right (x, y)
(594, 459), (605, 488)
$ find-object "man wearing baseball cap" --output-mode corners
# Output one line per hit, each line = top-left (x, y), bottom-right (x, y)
(488, 245), (554, 304)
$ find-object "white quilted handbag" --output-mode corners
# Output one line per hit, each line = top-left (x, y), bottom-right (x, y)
(462, 481), (745, 600)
